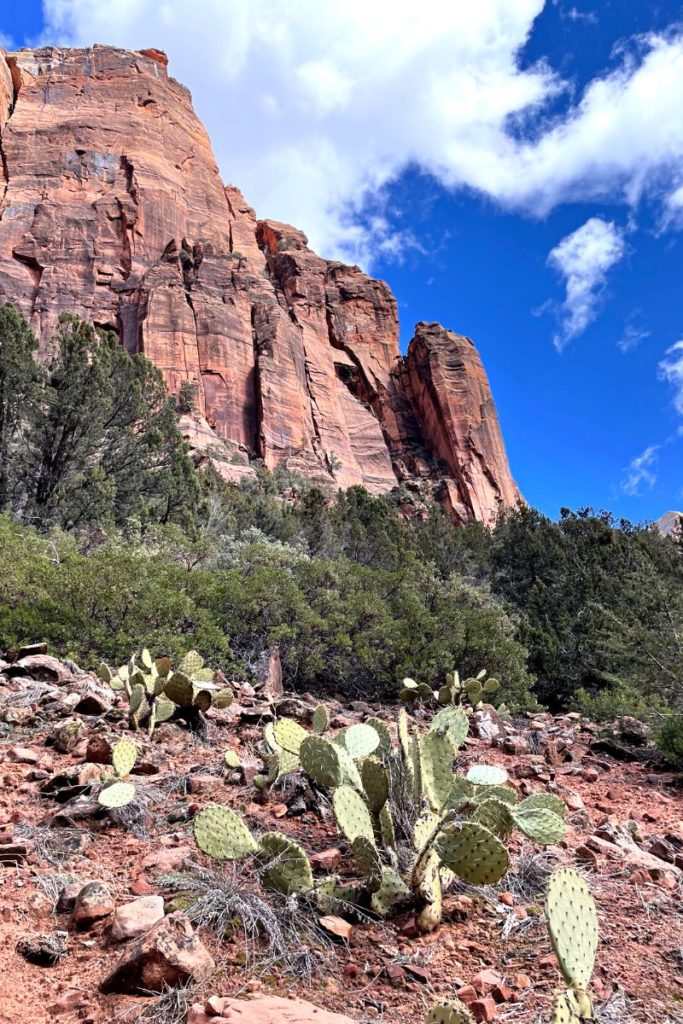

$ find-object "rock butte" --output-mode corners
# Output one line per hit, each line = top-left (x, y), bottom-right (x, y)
(0, 44), (520, 524)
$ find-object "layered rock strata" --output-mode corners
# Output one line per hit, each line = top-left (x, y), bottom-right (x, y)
(0, 44), (520, 523)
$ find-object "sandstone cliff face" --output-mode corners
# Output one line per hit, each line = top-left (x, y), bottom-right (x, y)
(0, 44), (520, 523)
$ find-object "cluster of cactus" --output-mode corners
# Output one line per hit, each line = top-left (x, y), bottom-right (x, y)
(546, 868), (599, 1023)
(98, 649), (233, 735)
(193, 803), (314, 897)
(400, 669), (505, 713)
(97, 738), (138, 808)
(252, 703), (566, 931)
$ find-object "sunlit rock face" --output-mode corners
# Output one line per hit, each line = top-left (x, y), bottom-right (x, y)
(0, 44), (520, 521)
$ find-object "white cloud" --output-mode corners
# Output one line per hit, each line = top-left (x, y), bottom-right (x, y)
(617, 318), (650, 353)
(659, 340), (683, 415)
(547, 218), (625, 349)
(35, 3), (683, 265)
(621, 444), (660, 496)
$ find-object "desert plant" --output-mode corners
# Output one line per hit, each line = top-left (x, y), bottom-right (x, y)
(97, 738), (138, 808)
(98, 648), (233, 734)
(545, 867), (599, 1023)
(400, 668), (506, 714)
(247, 704), (566, 931)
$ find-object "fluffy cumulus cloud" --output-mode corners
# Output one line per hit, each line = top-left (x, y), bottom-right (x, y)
(659, 341), (683, 415)
(620, 444), (660, 496)
(37, 1), (683, 266)
(546, 218), (625, 349)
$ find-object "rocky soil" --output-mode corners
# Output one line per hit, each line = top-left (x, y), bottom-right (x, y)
(0, 647), (681, 1024)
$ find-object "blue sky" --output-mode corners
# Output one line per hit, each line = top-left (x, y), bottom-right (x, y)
(3, 1), (683, 523)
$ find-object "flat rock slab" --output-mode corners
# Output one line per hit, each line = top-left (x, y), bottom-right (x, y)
(189, 996), (357, 1024)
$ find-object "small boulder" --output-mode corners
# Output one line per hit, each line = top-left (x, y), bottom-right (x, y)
(8, 745), (41, 764)
(110, 895), (165, 942)
(100, 911), (214, 993)
(73, 881), (115, 929)
(472, 705), (506, 744)
(200, 996), (357, 1024)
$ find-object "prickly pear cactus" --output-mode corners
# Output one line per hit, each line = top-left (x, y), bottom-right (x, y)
(431, 705), (469, 750)
(365, 717), (392, 757)
(178, 650), (204, 676)
(193, 803), (258, 860)
(258, 832), (313, 895)
(546, 868), (599, 991)
(224, 750), (242, 769)
(312, 705), (329, 735)
(98, 780), (136, 808)
(518, 792), (566, 817)
(360, 756), (389, 813)
(509, 803), (565, 845)
(466, 764), (508, 786)
(273, 717), (308, 755)
(420, 731), (456, 811)
(370, 866), (409, 915)
(300, 736), (343, 789)
(435, 822), (509, 885)
(425, 1000), (475, 1024)
(112, 738), (137, 778)
(351, 835), (382, 891)
(332, 785), (375, 845)
(164, 671), (194, 708)
(552, 989), (594, 1024)
(471, 797), (514, 839)
(342, 723), (380, 759)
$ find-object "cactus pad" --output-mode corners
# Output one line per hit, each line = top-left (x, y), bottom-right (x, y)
(366, 717), (392, 757)
(300, 736), (343, 789)
(361, 757), (389, 813)
(435, 823), (509, 885)
(351, 836), (382, 891)
(379, 803), (396, 849)
(141, 648), (153, 669)
(426, 1000), (474, 1024)
(193, 803), (258, 860)
(466, 764), (508, 786)
(510, 805), (565, 845)
(178, 650), (204, 676)
(213, 688), (234, 709)
(431, 706), (469, 750)
(164, 671), (194, 707)
(472, 784), (517, 807)
(519, 792), (566, 818)
(343, 723), (380, 759)
(332, 785), (375, 845)
(112, 738), (137, 778)
(273, 717), (308, 755)
(397, 708), (411, 764)
(471, 797), (513, 839)
(370, 866), (409, 916)
(194, 689), (213, 713)
(317, 877), (363, 916)
(413, 809), (440, 853)
(552, 990), (594, 1024)
(444, 775), (474, 811)
(97, 662), (113, 684)
(98, 780), (136, 808)
(420, 731), (456, 811)
(335, 745), (363, 791)
(258, 832), (313, 895)
(312, 705), (329, 735)
(224, 750), (242, 769)
(154, 695), (176, 723)
(546, 868), (598, 990)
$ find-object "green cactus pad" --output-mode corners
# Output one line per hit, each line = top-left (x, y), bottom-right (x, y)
(410, 729), (423, 803)
(300, 736), (343, 789)
(466, 764), (509, 786)
(155, 656), (171, 678)
(192, 668), (214, 683)
(472, 784), (517, 807)
(224, 750), (242, 769)
(213, 688), (234, 709)
(437, 684), (454, 705)
(379, 803), (396, 850)
(332, 785), (375, 845)
(128, 683), (146, 715)
(317, 877), (363, 916)
(164, 671), (194, 707)
(112, 738), (137, 778)
(482, 677), (500, 694)
(193, 803), (258, 860)
(351, 835), (382, 891)
(417, 862), (443, 932)
(552, 990), (594, 1024)
(275, 748), (300, 778)
(335, 744), (363, 791)
(273, 717), (308, 755)
(426, 1000), (475, 1024)
(546, 868), (598, 990)
(420, 731), (456, 811)
(431, 705), (469, 750)
(154, 695), (176, 723)
(361, 757), (389, 813)
(312, 705), (329, 735)
(97, 662), (113, 684)
(417, 683), (434, 700)
(397, 708), (411, 764)
(471, 797), (513, 839)
(141, 648), (153, 669)
(178, 650), (204, 676)
(435, 823), (509, 885)
(98, 780), (136, 808)
(519, 792), (566, 818)
(402, 678), (418, 691)
(510, 806), (565, 845)
(343, 723), (380, 759)
(444, 776), (474, 811)
(413, 809), (440, 853)
(370, 866), (409, 916)
(194, 689), (213, 713)
(258, 832), (313, 895)
(365, 717), (392, 758)
(151, 675), (166, 697)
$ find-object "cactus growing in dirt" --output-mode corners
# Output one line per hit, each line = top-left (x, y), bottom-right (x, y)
(546, 868), (599, 1023)
(97, 738), (138, 808)
(99, 649), (233, 734)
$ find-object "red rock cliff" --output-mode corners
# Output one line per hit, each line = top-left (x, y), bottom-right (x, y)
(0, 44), (520, 523)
